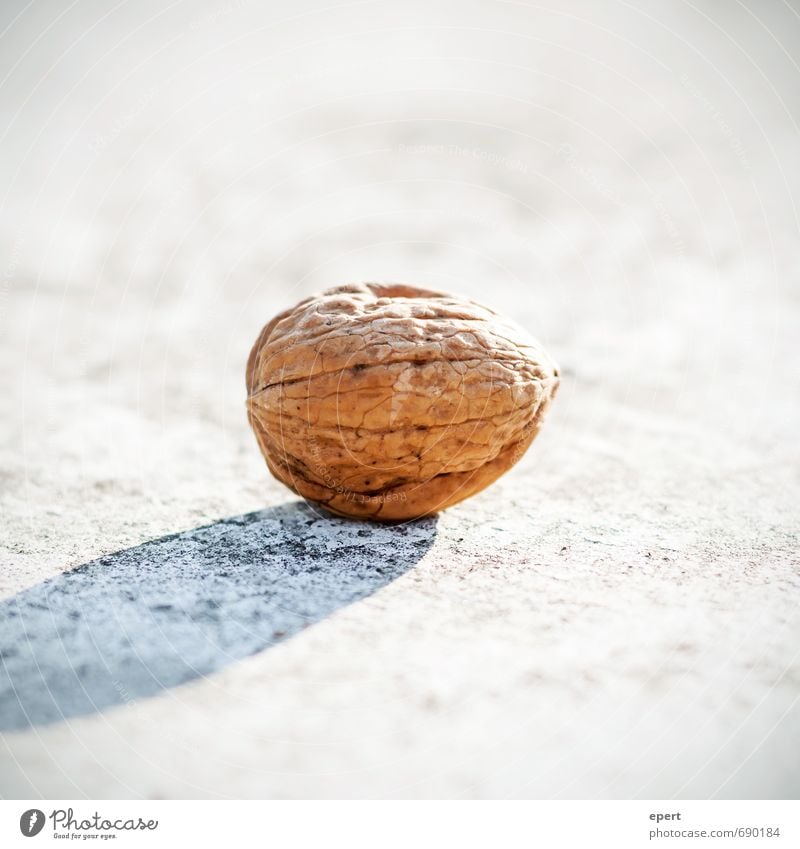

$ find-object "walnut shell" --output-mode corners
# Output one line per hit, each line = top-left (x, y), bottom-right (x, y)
(246, 283), (559, 521)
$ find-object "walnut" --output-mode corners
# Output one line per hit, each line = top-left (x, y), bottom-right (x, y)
(246, 283), (559, 521)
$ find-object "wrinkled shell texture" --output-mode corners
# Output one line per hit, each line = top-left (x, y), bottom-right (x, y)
(246, 283), (559, 520)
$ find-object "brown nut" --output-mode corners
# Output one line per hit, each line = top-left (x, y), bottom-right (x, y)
(246, 282), (559, 521)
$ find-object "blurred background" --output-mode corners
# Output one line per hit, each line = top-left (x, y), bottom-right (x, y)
(1, 0), (798, 798)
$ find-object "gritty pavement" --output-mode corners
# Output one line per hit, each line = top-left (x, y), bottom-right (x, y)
(1, 0), (798, 798)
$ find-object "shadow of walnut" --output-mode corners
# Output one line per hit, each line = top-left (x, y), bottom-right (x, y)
(0, 502), (437, 730)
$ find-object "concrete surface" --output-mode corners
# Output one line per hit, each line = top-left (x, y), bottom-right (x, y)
(1, 0), (798, 798)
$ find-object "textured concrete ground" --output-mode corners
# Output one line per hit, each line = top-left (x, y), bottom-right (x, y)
(1, 0), (798, 798)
